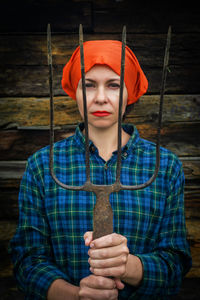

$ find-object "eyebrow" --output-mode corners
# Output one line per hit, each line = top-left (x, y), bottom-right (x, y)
(85, 78), (120, 82)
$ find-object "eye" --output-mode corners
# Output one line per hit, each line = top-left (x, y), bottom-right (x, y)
(108, 82), (120, 89)
(85, 82), (95, 88)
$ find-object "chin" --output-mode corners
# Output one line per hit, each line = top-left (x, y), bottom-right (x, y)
(89, 119), (118, 130)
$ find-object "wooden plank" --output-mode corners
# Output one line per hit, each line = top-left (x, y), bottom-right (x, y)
(0, 95), (199, 128)
(0, 177), (200, 218)
(0, 129), (73, 160)
(0, 190), (19, 220)
(1, 183), (199, 221)
(2, 65), (198, 96)
(0, 96), (81, 127)
(0, 163), (199, 189)
(1, 33), (199, 67)
(92, 1), (200, 33)
(0, 1), (92, 33)
(0, 33), (199, 96)
(138, 122), (200, 157)
(0, 161), (26, 179)
(185, 186), (200, 215)
(0, 121), (200, 160)
(185, 218), (200, 278)
(0, 1), (199, 34)
(171, 278), (200, 300)
(127, 95), (200, 124)
(0, 180), (20, 219)
(0, 158), (199, 184)
(182, 158), (200, 186)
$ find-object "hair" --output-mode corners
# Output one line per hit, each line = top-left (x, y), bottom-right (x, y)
(122, 102), (135, 121)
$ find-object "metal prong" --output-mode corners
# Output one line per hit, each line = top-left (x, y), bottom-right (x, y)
(47, 24), (55, 182)
(79, 24), (90, 183)
(116, 25), (126, 184)
(48, 24), (89, 191)
(120, 26), (172, 190)
(153, 25), (172, 181)
(158, 25), (171, 128)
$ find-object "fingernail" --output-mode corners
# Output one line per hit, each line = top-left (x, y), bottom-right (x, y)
(85, 238), (89, 245)
(90, 243), (94, 248)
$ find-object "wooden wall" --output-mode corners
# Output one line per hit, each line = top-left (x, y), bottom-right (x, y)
(0, 1), (200, 299)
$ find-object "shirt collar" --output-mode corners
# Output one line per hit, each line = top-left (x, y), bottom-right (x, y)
(120, 123), (140, 157)
(73, 122), (140, 156)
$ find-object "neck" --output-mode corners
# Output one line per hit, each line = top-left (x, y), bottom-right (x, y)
(86, 123), (130, 162)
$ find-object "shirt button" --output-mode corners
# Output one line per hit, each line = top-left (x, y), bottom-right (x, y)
(123, 152), (128, 158)
(104, 164), (108, 170)
(90, 146), (95, 153)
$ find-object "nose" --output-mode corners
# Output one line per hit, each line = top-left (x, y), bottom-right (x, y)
(95, 86), (108, 104)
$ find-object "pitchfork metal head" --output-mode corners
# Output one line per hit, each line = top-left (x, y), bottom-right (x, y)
(47, 24), (171, 239)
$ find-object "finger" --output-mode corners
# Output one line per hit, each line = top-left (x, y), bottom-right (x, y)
(91, 233), (126, 249)
(80, 275), (116, 290)
(84, 231), (93, 246)
(79, 286), (118, 300)
(89, 254), (127, 269)
(88, 244), (129, 259)
(114, 278), (125, 290)
(90, 265), (126, 278)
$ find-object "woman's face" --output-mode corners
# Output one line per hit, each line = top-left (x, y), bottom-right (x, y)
(76, 65), (128, 130)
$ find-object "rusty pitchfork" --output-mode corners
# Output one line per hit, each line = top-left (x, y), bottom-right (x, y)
(47, 24), (171, 240)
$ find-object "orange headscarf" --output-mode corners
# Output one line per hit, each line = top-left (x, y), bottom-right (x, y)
(62, 40), (148, 105)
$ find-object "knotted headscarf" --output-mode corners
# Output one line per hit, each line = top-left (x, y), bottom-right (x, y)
(62, 40), (148, 105)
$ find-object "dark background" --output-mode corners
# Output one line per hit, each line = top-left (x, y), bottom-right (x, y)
(0, 1), (200, 299)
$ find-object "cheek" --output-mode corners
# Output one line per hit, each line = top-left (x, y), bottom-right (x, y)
(108, 90), (127, 115)
(76, 89), (84, 117)
(122, 86), (128, 113)
(122, 98), (128, 114)
(106, 90), (121, 110)
(76, 88), (94, 118)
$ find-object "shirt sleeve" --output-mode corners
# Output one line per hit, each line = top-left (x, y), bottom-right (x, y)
(8, 157), (70, 300)
(129, 159), (192, 299)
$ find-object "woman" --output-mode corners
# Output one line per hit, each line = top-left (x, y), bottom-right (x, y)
(9, 40), (192, 300)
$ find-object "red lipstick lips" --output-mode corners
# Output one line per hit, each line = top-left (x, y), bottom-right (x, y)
(92, 111), (111, 117)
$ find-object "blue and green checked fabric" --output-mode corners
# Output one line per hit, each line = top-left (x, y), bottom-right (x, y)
(9, 123), (192, 299)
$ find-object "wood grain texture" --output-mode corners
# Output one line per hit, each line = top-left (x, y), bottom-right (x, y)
(0, 1), (199, 34)
(0, 122), (199, 160)
(92, 1), (200, 34)
(0, 33), (199, 96)
(0, 1), (92, 33)
(0, 95), (199, 127)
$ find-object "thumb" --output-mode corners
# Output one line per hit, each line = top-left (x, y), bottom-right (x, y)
(83, 231), (93, 246)
(114, 278), (125, 290)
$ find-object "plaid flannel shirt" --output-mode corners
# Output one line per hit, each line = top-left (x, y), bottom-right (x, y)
(9, 123), (192, 300)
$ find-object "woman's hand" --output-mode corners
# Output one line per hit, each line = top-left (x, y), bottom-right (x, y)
(84, 232), (129, 288)
(79, 274), (118, 300)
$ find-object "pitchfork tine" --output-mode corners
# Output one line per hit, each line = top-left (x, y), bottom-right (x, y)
(116, 25), (126, 184)
(120, 25), (172, 190)
(48, 24), (86, 191)
(47, 24), (56, 185)
(79, 24), (90, 183)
